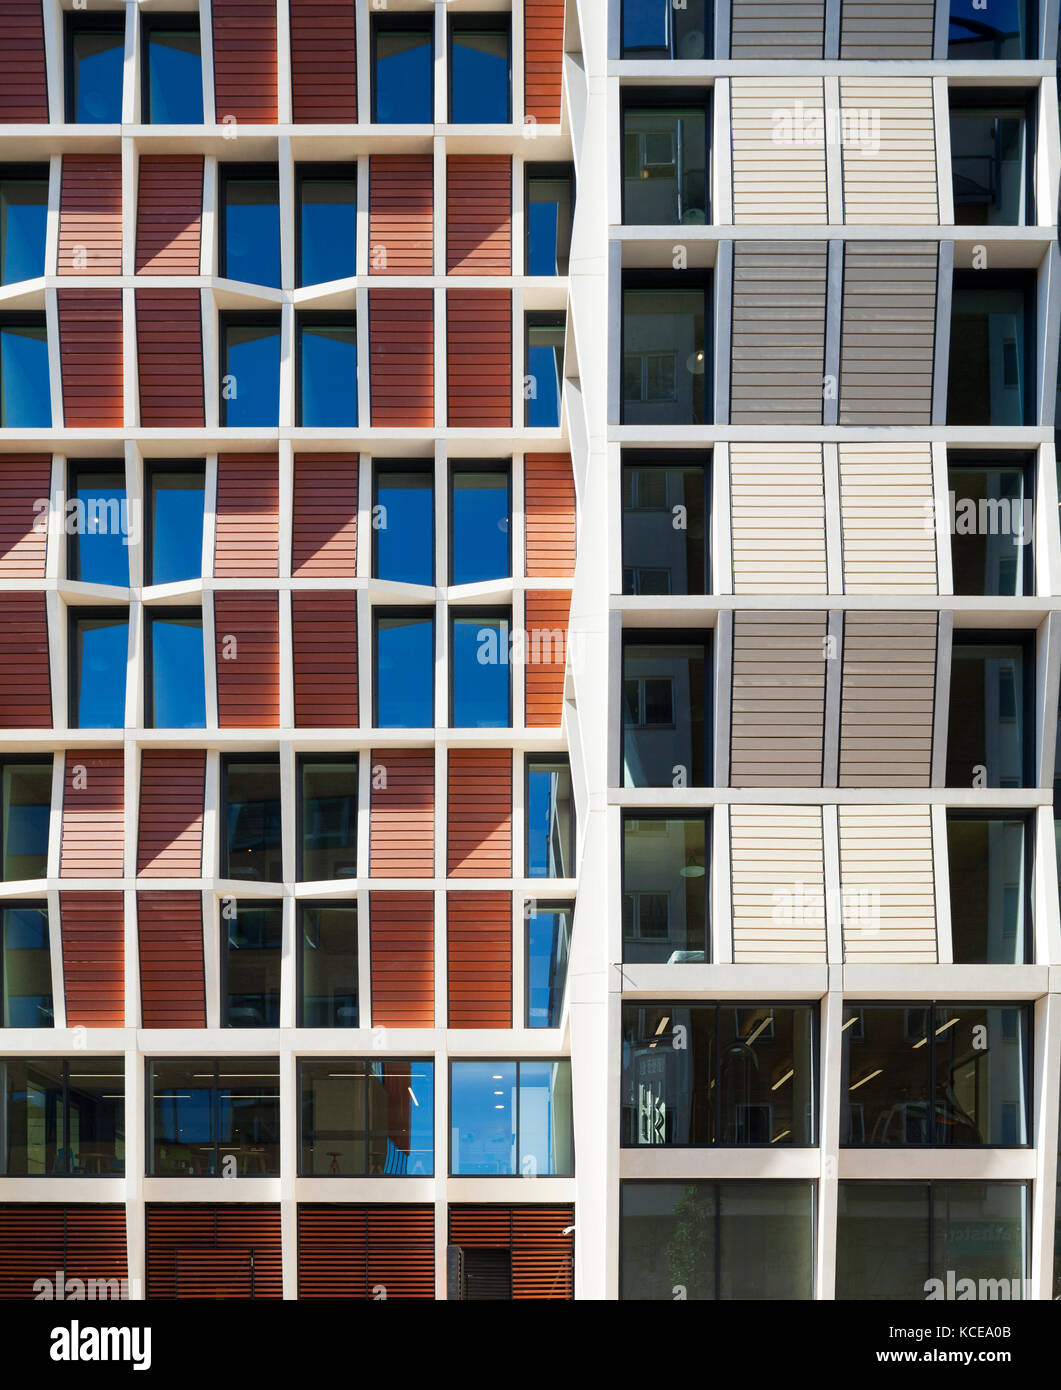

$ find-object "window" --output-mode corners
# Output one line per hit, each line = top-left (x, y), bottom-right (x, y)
(623, 813), (709, 963)
(67, 464), (129, 585)
(840, 1003), (1030, 1147)
(623, 97), (709, 225)
(142, 15), (202, 124)
(948, 456), (1033, 596)
(947, 814), (1029, 964)
(949, 0), (1036, 58)
(2, 904), (52, 1027)
(0, 316), (50, 426)
(373, 17), (433, 124)
(451, 609), (511, 728)
(449, 16), (510, 124)
(946, 634), (1032, 788)
(220, 314), (281, 426)
(0, 167), (48, 284)
(148, 1059), (279, 1176)
(221, 757), (282, 882)
(299, 903), (358, 1027)
(374, 466), (434, 584)
(297, 165), (357, 286)
(450, 1060), (573, 1175)
(69, 610), (128, 728)
(299, 758), (357, 881)
(623, 632), (709, 786)
(297, 314), (358, 426)
(219, 167), (281, 288)
(622, 455), (709, 594)
(947, 273), (1035, 426)
(621, 0), (713, 58)
(526, 314), (565, 428)
(950, 95), (1032, 226)
(2, 1058), (124, 1175)
(526, 902), (572, 1029)
(146, 464), (205, 584)
(526, 166), (573, 276)
(622, 1004), (817, 1146)
(146, 610), (205, 728)
(526, 756), (574, 878)
(837, 1182), (1027, 1299)
(299, 1059), (433, 1174)
(620, 1181), (814, 1300)
(451, 464), (510, 585)
(1, 761), (51, 881)
(223, 900), (282, 1028)
(66, 14), (125, 123)
(374, 610), (434, 727)
(623, 277), (708, 425)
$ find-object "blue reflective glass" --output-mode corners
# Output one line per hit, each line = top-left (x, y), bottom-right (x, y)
(527, 325), (564, 427)
(2, 905), (52, 1028)
(375, 30), (433, 123)
(451, 1061), (517, 1174)
(376, 472), (433, 584)
(452, 614), (510, 728)
(518, 1060), (573, 1174)
(1, 179), (48, 284)
(223, 178), (281, 286)
(73, 617), (128, 728)
(621, 0), (711, 56)
(2, 763), (51, 881)
(72, 472), (129, 585)
(299, 178), (357, 285)
(223, 322), (281, 426)
(150, 616), (205, 728)
(149, 472), (205, 583)
(147, 29), (203, 122)
(299, 323), (358, 426)
(452, 471), (509, 584)
(70, 28), (124, 123)
(949, 0), (1032, 57)
(527, 759), (574, 878)
(526, 905), (571, 1028)
(451, 31), (509, 123)
(0, 324), (50, 427)
(624, 0), (671, 50)
(376, 615), (434, 727)
(527, 176), (572, 275)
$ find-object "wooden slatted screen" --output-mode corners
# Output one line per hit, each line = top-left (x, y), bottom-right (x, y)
(137, 890), (206, 1028)
(146, 1205), (282, 1300)
(447, 749), (512, 877)
(136, 156), (204, 274)
(292, 453), (358, 576)
(370, 748), (434, 878)
(60, 891), (124, 1027)
(298, 1205), (435, 1299)
(58, 156), (122, 275)
(447, 890), (511, 1028)
(61, 750), (124, 877)
(0, 457), (50, 577)
(0, 1206), (127, 1300)
(214, 454), (280, 577)
(137, 750), (206, 876)
(214, 591), (281, 728)
(0, 595), (51, 726)
(370, 892), (435, 1027)
(292, 590), (358, 727)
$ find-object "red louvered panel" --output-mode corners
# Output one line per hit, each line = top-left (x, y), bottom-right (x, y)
(447, 157), (511, 274)
(136, 290), (204, 427)
(60, 891), (124, 1027)
(0, 1), (48, 123)
(524, 0), (565, 125)
(370, 290), (433, 427)
(147, 1205), (282, 1300)
(0, 456), (50, 577)
(447, 290), (511, 427)
(137, 890), (206, 1028)
(524, 589), (570, 728)
(447, 891), (511, 1028)
(58, 156), (122, 275)
(298, 1206), (434, 1300)
(292, 590), (358, 727)
(60, 750), (124, 877)
(64, 1206), (129, 1297)
(0, 1206), (127, 1301)
(0, 1205), (63, 1300)
(214, 454), (280, 577)
(214, 591), (280, 728)
(212, 0), (278, 123)
(524, 453), (575, 578)
(292, 453), (358, 576)
(136, 156), (204, 274)
(289, 0), (357, 122)
(447, 749), (511, 877)
(370, 892), (434, 1027)
(369, 156), (433, 275)
(58, 291), (123, 428)
(449, 1206), (512, 1248)
(370, 748), (433, 878)
(448, 1205), (574, 1300)
(137, 750), (205, 876)
(0, 594), (50, 726)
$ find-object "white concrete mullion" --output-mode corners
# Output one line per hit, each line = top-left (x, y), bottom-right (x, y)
(711, 805), (732, 963)
(1038, 611), (1061, 788)
(356, 155), (370, 277)
(710, 440), (732, 595)
(931, 611), (954, 787)
(1031, 994), (1061, 1297)
(712, 609), (732, 788)
(45, 454), (64, 581)
(432, 1034), (448, 1298)
(126, 596), (144, 732)
(1039, 73), (1061, 224)
(357, 752), (372, 883)
(932, 76), (954, 225)
(1035, 806), (1061, 965)
(201, 289), (220, 429)
(200, 0), (216, 125)
(433, 2), (448, 127)
(202, 890), (221, 1029)
(822, 804), (843, 965)
(279, 887), (297, 1031)
(1036, 442), (1061, 598)
(46, 878), (65, 1029)
(815, 982), (844, 1300)
(823, 77), (843, 225)
(931, 240), (954, 427)
(124, 886), (141, 1027)
(201, 158), (219, 277)
(1037, 243), (1060, 429)
(822, 441), (843, 594)
(42, 0), (62, 124)
(822, 610), (842, 788)
(278, 136), (296, 292)
(123, 1042), (145, 1300)
(930, 802), (953, 964)
(711, 78), (732, 225)
(280, 299), (296, 429)
(357, 884), (372, 1027)
(122, 1), (140, 126)
(278, 439), (294, 580)
(513, 581), (526, 733)
(711, 240), (732, 426)
(278, 1046), (298, 1299)
(47, 590), (67, 730)
(511, 450), (526, 582)
(356, 285), (370, 427)
(355, 0), (371, 127)
(275, 0), (293, 126)
(434, 437), (447, 593)
(45, 155), (61, 277)
(931, 440), (953, 595)
(433, 881), (447, 1041)
(45, 287), (62, 428)
(122, 285), (139, 428)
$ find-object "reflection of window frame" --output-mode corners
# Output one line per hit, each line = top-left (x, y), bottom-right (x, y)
(623, 350), (678, 403)
(0, 901), (52, 1027)
(948, 92), (1034, 226)
(140, 11), (202, 124)
(623, 674), (676, 728)
(297, 1057), (432, 1176)
(294, 162), (358, 288)
(624, 889), (671, 939)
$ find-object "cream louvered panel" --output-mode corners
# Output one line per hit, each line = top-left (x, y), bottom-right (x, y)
(839, 805), (937, 962)
(839, 611), (937, 787)
(730, 443), (827, 593)
(839, 443), (938, 594)
(730, 611), (827, 787)
(839, 78), (939, 224)
(731, 78), (828, 224)
(731, 805), (827, 962)
(839, 0), (936, 58)
(730, 0), (825, 57)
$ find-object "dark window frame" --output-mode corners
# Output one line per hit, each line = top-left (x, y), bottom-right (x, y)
(620, 626), (713, 786)
(144, 458), (206, 586)
(620, 807), (712, 962)
(372, 459), (435, 583)
(523, 162), (575, 277)
(620, 448), (712, 595)
(948, 627), (1037, 787)
(218, 310), (282, 426)
(295, 899), (359, 1028)
(523, 897), (574, 1029)
(143, 605), (204, 730)
(64, 10), (126, 124)
(220, 898), (283, 1029)
(68, 605), (129, 729)
(294, 162), (358, 289)
(0, 312), (50, 427)
(0, 164), (50, 285)
(296, 1056), (433, 1175)
(145, 1057), (280, 1177)
(949, 268), (1038, 427)
(945, 808), (1034, 964)
(219, 752), (283, 883)
(448, 458), (512, 585)
(0, 900), (52, 1027)
(525, 753), (576, 879)
(620, 85), (712, 225)
(0, 758), (52, 885)
(447, 12), (512, 124)
(946, 448), (1035, 596)
(371, 12), (435, 124)
(295, 309), (358, 427)
(524, 311), (566, 428)
(139, 11), (202, 125)
(620, 269), (712, 425)
(449, 604), (513, 729)
(447, 1057), (574, 1177)
(372, 606), (436, 728)
(66, 458), (128, 586)
(217, 163), (281, 284)
(948, 87), (1037, 226)
(295, 751), (359, 882)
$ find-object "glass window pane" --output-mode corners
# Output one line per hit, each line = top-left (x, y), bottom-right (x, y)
(300, 904), (358, 1027)
(527, 175), (572, 276)
(836, 1183), (931, 1298)
(946, 641), (1026, 787)
(149, 614), (205, 728)
(934, 1005), (1028, 1145)
(150, 1061), (214, 1175)
(950, 108), (1027, 225)
(526, 903), (572, 1028)
(222, 758), (282, 882)
(217, 1059), (280, 1175)
(0, 176), (48, 284)
(70, 25), (124, 123)
(622, 461), (707, 595)
(299, 321), (357, 426)
(299, 175), (357, 285)
(375, 28), (433, 123)
(620, 1181), (716, 1300)
(375, 471), (433, 584)
(527, 757), (573, 878)
(451, 469), (509, 584)
(623, 287), (706, 425)
(948, 463), (1030, 595)
(949, 0), (1033, 57)
(947, 816), (1027, 964)
(300, 1059), (433, 1176)
(66, 1059), (125, 1175)
(622, 0), (712, 57)
(72, 615), (128, 728)
(2, 763), (51, 881)
(451, 1061), (517, 1174)
(718, 1183), (814, 1299)
(840, 1004), (933, 1146)
(0, 323), (50, 427)
(149, 470), (205, 584)
(624, 108), (708, 225)
(526, 319), (564, 428)
(621, 1004), (714, 1144)
(451, 29), (510, 123)
(146, 28), (203, 123)
(518, 1060), (573, 1176)
(2, 1057), (63, 1173)
(2, 905), (52, 1027)
(222, 177), (281, 287)
(223, 320), (281, 426)
(948, 283), (1029, 426)
(375, 613), (434, 727)
(300, 760), (357, 881)
(70, 469), (128, 585)
(452, 613), (510, 727)
(623, 639), (708, 786)
(932, 1181), (1026, 1294)
(716, 1006), (815, 1145)
(623, 815), (708, 963)
(224, 901), (282, 1027)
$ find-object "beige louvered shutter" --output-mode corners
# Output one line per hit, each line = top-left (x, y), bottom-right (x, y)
(839, 805), (937, 962)
(730, 805), (827, 962)
(730, 444), (827, 594)
(839, 443), (938, 594)
(730, 79), (827, 224)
